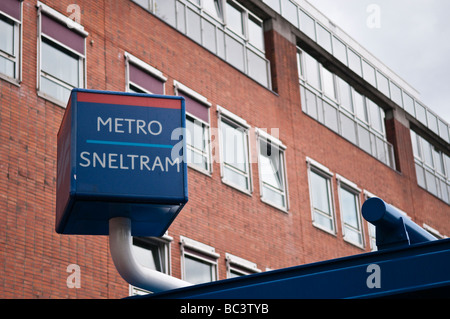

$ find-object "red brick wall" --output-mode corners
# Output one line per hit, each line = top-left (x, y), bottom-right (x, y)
(0, 0), (448, 298)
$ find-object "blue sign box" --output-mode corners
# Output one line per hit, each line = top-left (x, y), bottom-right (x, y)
(56, 89), (188, 236)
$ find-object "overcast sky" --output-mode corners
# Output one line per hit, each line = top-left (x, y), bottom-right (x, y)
(306, 0), (450, 124)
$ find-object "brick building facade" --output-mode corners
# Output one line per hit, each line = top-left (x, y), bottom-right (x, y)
(0, 0), (449, 298)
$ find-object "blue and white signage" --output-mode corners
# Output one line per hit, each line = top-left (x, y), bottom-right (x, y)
(56, 89), (188, 236)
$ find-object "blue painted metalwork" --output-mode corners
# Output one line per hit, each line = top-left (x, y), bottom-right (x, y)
(362, 197), (437, 250)
(138, 198), (449, 299)
(56, 89), (188, 236)
(144, 238), (450, 299)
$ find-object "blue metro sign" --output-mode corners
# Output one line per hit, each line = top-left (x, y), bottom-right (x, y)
(56, 89), (188, 236)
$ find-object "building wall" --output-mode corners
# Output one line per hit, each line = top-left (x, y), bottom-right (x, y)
(0, 0), (449, 298)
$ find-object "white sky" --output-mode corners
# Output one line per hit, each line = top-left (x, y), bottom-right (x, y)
(305, 0), (450, 124)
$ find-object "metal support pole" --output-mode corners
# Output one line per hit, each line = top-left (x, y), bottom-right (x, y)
(109, 217), (191, 293)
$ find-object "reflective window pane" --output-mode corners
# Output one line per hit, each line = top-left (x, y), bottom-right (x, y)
(310, 170), (334, 232)
(259, 144), (283, 190)
(415, 103), (427, 125)
(332, 36), (347, 64)
(222, 121), (247, 172)
(184, 255), (214, 284)
(415, 163), (426, 188)
(281, 0), (298, 27)
(132, 238), (163, 272)
(362, 60), (376, 87)
(203, 0), (223, 20)
(304, 51), (320, 89)
(323, 101), (338, 133)
(225, 34), (244, 71)
(40, 76), (72, 103)
(226, 2), (244, 36)
(154, 0), (176, 26)
(410, 130), (421, 159)
(248, 16), (264, 51)
(340, 113), (357, 144)
(310, 171), (331, 215)
(367, 99), (383, 133)
(317, 24), (331, 53)
(321, 67), (335, 98)
(347, 49), (361, 76)
(41, 40), (79, 87)
(187, 8), (202, 43)
(390, 82), (403, 107)
(353, 90), (367, 122)
(0, 17), (14, 55)
(403, 92), (415, 115)
(357, 125), (371, 154)
(337, 77), (352, 112)
(0, 55), (14, 78)
(299, 10), (315, 40)
(376, 71), (390, 97)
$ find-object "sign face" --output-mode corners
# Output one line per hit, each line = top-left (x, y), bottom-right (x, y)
(56, 89), (188, 236)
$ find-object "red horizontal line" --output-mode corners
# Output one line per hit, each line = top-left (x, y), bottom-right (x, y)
(77, 92), (181, 109)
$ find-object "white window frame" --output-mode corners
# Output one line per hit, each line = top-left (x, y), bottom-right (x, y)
(180, 236), (219, 284)
(0, 1), (22, 85)
(306, 157), (336, 235)
(224, 0), (264, 53)
(36, 1), (88, 107)
(337, 174), (364, 249)
(225, 253), (260, 278)
(363, 190), (378, 251)
(129, 233), (173, 296)
(256, 128), (289, 212)
(217, 105), (252, 194)
(174, 80), (212, 175)
(125, 51), (167, 94)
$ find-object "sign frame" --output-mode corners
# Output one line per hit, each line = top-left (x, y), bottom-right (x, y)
(56, 89), (188, 236)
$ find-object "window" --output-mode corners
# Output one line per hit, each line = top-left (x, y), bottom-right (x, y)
(132, 0), (270, 88)
(411, 129), (450, 204)
(202, 0), (223, 20)
(338, 176), (363, 247)
(297, 46), (395, 169)
(218, 106), (252, 193)
(0, 0), (21, 83)
(37, 2), (87, 106)
(130, 234), (173, 295)
(257, 128), (288, 211)
(226, 1), (244, 36)
(125, 52), (166, 94)
(174, 81), (212, 174)
(226, 253), (260, 278)
(180, 236), (219, 284)
(307, 158), (335, 234)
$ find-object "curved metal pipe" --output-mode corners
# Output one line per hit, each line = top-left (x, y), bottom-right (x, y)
(109, 217), (191, 293)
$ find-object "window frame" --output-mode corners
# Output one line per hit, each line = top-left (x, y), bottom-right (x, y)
(36, 1), (88, 107)
(337, 175), (364, 249)
(180, 236), (219, 284)
(0, 1), (22, 85)
(174, 80), (212, 175)
(217, 105), (253, 194)
(256, 128), (289, 212)
(225, 253), (260, 278)
(306, 157), (336, 235)
(129, 233), (173, 295)
(125, 51), (167, 94)
(410, 128), (450, 203)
